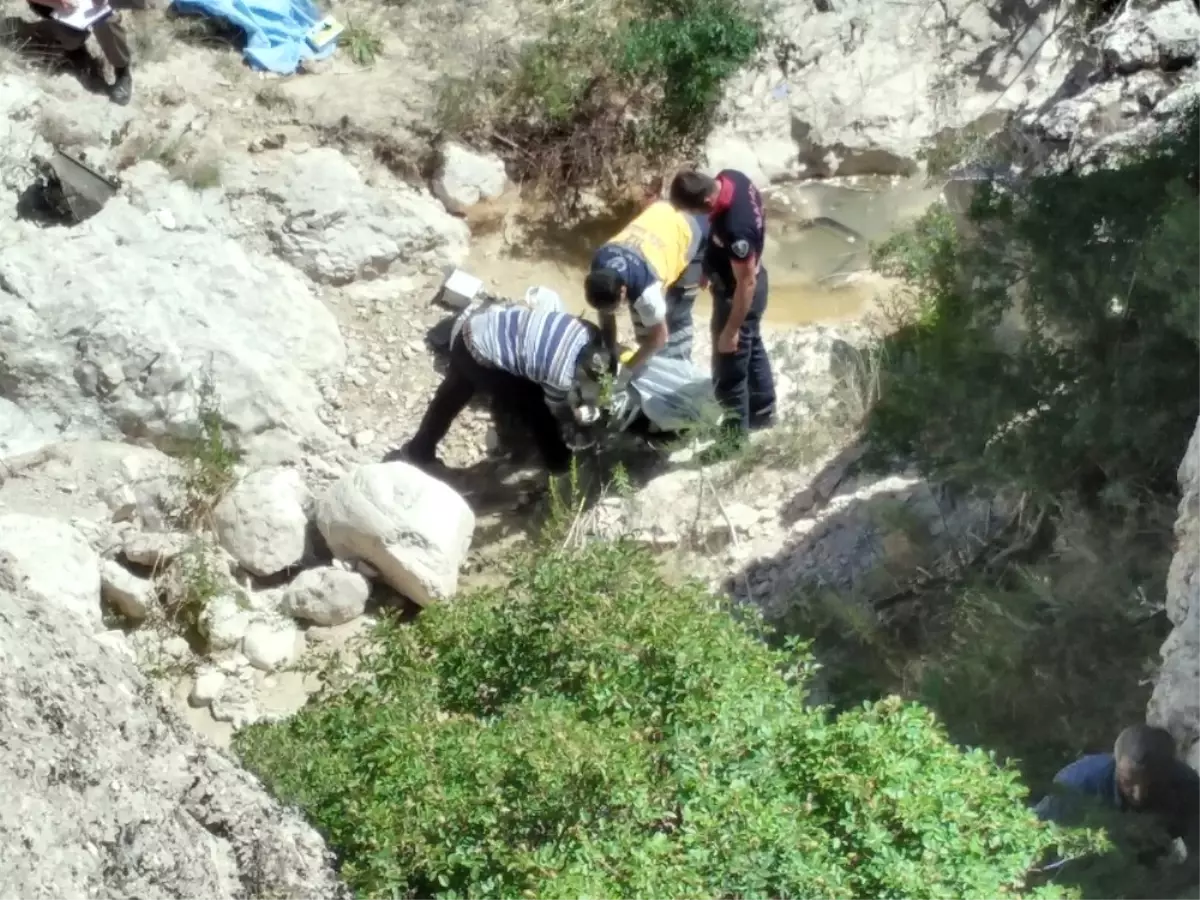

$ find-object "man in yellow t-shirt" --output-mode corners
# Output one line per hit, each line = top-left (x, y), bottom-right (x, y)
(583, 199), (705, 378)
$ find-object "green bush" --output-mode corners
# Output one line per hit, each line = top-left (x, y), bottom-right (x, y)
(868, 105), (1200, 498)
(437, 0), (762, 207)
(236, 541), (1086, 899)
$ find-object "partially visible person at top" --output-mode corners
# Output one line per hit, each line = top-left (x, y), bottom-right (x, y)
(389, 305), (615, 475)
(1035, 724), (1200, 861)
(669, 169), (776, 454)
(583, 194), (706, 378)
(29, 0), (135, 106)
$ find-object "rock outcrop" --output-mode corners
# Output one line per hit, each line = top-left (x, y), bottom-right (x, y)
(1012, 0), (1199, 172)
(0, 585), (347, 899)
(703, 0), (1074, 181)
(1149, 418), (1200, 770)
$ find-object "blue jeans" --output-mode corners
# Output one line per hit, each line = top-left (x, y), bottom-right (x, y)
(710, 266), (776, 434)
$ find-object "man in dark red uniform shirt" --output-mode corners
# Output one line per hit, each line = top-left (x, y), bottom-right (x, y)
(670, 169), (776, 448)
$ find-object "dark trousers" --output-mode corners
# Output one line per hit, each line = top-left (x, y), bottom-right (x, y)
(408, 335), (572, 472)
(711, 266), (776, 434)
(29, 1), (132, 69)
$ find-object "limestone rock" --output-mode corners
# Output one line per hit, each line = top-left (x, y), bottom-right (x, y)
(0, 514), (101, 629)
(100, 559), (155, 621)
(247, 147), (470, 285)
(0, 159), (346, 450)
(281, 565), (370, 626)
(1149, 417), (1200, 770)
(0, 586), (347, 898)
(432, 141), (509, 215)
(189, 668), (228, 708)
(315, 462), (475, 606)
(213, 467), (311, 577)
(122, 531), (189, 569)
(242, 618), (302, 672)
(0, 398), (51, 458)
(202, 593), (253, 653)
(1100, 0), (1200, 74)
(703, 0), (1073, 180)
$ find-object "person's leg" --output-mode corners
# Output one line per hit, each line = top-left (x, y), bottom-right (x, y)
(495, 375), (572, 473)
(662, 287), (696, 362)
(710, 291), (752, 435)
(745, 270), (776, 428)
(91, 13), (133, 105)
(405, 340), (477, 463)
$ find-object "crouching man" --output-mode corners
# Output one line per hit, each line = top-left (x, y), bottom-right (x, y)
(1035, 724), (1199, 866)
(391, 305), (615, 474)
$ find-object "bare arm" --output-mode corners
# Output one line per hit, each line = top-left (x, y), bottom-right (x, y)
(625, 282), (669, 374)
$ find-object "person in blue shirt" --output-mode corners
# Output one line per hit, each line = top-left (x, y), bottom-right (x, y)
(391, 305), (615, 474)
(1035, 724), (1199, 861)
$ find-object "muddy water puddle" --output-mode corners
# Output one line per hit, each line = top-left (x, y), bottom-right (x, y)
(466, 176), (942, 328)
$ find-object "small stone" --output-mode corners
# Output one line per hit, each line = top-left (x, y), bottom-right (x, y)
(189, 670), (227, 707)
(100, 559), (155, 620)
(351, 429), (376, 449)
(282, 566), (370, 626)
(243, 618), (302, 672)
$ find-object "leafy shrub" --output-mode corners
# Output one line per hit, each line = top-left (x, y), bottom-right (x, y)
(236, 541), (1086, 899)
(867, 105), (1200, 499)
(437, 0), (762, 210)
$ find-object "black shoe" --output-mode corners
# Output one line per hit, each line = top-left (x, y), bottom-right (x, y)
(749, 412), (776, 432)
(109, 67), (133, 106)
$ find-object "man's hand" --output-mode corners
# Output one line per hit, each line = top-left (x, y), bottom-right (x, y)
(717, 329), (739, 355)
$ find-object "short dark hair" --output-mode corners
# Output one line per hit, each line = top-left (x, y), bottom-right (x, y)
(584, 267), (623, 311)
(1114, 724), (1176, 769)
(577, 334), (618, 382)
(669, 170), (718, 211)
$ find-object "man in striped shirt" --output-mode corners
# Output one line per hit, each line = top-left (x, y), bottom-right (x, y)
(397, 305), (615, 473)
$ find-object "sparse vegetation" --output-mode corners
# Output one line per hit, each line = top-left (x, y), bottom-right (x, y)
(436, 0), (763, 210)
(237, 539), (1098, 900)
(340, 17), (383, 67)
(166, 368), (242, 531)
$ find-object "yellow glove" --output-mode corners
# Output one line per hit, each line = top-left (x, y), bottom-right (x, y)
(619, 347), (636, 366)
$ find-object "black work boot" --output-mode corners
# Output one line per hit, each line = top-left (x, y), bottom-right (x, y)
(109, 66), (133, 106)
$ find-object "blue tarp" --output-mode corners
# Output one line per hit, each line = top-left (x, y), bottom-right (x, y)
(170, 0), (336, 75)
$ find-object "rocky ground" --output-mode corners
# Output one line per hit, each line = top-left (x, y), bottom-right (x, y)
(0, 0), (1197, 894)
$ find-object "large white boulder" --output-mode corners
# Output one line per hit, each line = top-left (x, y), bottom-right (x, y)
(0, 159), (345, 451)
(100, 559), (155, 621)
(432, 141), (509, 215)
(213, 467), (312, 577)
(315, 462), (475, 606)
(0, 514), (101, 628)
(243, 147), (470, 285)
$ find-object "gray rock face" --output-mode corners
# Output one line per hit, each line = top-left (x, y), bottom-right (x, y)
(1149, 418), (1200, 770)
(703, 0), (1075, 181)
(1012, 0), (1198, 173)
(0, 586), (347, 899)
(0, 163), (346, 451)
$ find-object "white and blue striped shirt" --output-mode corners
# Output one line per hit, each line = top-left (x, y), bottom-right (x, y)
(464, 307), (593, 410)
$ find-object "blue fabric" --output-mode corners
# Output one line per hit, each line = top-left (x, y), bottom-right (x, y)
(1034, 753), (1121, 823)
(170, 0), (335, 74)
(592, 243), (655, 302)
